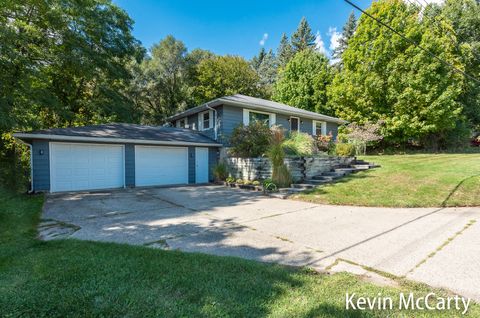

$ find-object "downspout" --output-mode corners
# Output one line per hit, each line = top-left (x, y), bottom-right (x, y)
(206, 104), (218, 141)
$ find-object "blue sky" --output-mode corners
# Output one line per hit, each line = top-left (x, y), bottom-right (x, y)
(114, 0), (373, 59)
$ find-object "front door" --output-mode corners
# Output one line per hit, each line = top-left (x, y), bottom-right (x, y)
(195, 147), (209, 183)
(290, 117), (300, 132)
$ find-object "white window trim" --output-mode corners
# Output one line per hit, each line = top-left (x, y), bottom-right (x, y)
(290, 116), (300, 132)
(313, 120), (327, 136)
(242, 109), (276, 127)
(176, 118), (187, 128)
(198, 110), (214, 131)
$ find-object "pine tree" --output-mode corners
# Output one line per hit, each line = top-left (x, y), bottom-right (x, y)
(251, 47), (266, 71)
(257, 49), (278, 97)
(277, 33), (294, 68)
(332, 11), (357, 63)
(291, 17), (316, 52)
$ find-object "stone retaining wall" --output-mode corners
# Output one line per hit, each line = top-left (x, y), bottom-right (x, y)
(225, 156), (355, 182)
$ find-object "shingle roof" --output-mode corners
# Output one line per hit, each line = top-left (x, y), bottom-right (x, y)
(167, 94), (347, 124)
(14, 123), (221, 146)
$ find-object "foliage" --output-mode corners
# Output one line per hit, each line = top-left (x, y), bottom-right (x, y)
(229, 122), (272, 158)
(282, 132), (316, 157)
(243, 179), (252, 185)
(193, 55), (263, 104)
(343, 121), (384, 155)
(328, 0), (465, 147)
(225, 176), (235, 183)
(441, 0), (480, 130)
(252, 180), (260, 186)
(316, 133), (335, 153)
(291, 17), (316, 53)
(268, 127), (293, 188)
(262, 179), (278, 192)
(128, 36), (191, 124)
(332, 11), (357, 65)
(235, 179), (244, 184)
(212, 161), (229, 181)
(274, 49), (333, 114)
(256, 50), (278, 98)
(335, 143), (355, 157)
(277, 33), (294, 69)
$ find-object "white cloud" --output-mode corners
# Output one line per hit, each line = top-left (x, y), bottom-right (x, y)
(327, 27), (342, 52)
(314, 31), (327, 55)
(259, 33), (269, 46)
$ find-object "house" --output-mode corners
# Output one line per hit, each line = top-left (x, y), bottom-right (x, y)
(166, 94), (346, 144)
(13, 95), (345, 193)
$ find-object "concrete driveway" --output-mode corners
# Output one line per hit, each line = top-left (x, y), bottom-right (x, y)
(42, 185), (480, 301)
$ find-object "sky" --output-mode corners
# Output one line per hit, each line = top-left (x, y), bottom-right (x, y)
(113, 0), (374, 59)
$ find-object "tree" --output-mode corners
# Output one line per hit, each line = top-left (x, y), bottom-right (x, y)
(0, 0), (143, 131)
(274, 49), (333, 114)
(277, 33), (294, 68)
(130, 36), (191, 124)
(291, 17), (316, 53)
(193, 55), (262, 103)
(328, 0), (464, 146)
(251, 47), (267, 71)
(441, 0), (480, 130)
(332, 11), (357, 64)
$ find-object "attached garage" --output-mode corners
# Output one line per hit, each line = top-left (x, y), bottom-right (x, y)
(135, 146), (188, 187)
(13, 123), (221, 193)
(50, 143), (124, 192)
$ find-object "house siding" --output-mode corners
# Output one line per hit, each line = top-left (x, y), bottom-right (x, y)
(32, 140), (50, 192)
(217, 104), (243, 145)
(125, 144), (135, 187)
(208, 147), (218, 182)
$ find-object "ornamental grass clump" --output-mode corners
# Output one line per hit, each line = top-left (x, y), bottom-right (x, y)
(267, 126), (292, 188)
(282, 132), (316, 157)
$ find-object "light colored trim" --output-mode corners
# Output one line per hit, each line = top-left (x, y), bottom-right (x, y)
(176, 118), (187, 128)
(13, 133), (222, 147)
(312, 120), (327, 135)
(243, 108), (275, 127)
(290, 116), (300, 132)
(198, 110), (213, 131)
(49, 142), (125, 193)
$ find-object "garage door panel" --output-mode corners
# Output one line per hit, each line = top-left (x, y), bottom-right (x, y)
(135, 146), (188, 187)
(50, 143), (124, 192)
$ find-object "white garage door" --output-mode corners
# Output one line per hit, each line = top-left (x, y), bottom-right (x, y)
(135, 146), (188, 187)
(50, 143), (124, 192)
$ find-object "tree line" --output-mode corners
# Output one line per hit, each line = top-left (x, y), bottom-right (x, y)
(1, 0), (479, 187)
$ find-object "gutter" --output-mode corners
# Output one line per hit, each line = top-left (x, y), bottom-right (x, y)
(12, 133), (223, 147)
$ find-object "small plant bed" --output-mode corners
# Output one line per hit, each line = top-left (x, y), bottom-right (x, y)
(223, 178), (263, 191)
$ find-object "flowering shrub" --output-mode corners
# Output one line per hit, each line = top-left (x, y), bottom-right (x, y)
(316, 132), (335, 153)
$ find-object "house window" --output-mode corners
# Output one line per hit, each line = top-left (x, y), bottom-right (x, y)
(243, 109), (275, 127)
(199, 110), (213, 130)
(249, 111), (270, 126)
(290, 117), (300, 132)
(176, 118), (187, 128)
(313, 121), (327, 136)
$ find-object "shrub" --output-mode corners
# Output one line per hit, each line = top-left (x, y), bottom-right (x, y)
(226, 176), (235, 183)
(335, 143), (355, 157)
(252, 180), (260, 186)
(243, 179), (252, 185)
(316, 132), (335, 153)
(212, 161), (228, 181)
(229, 122), (272, 157)
(262, 179), (278, 192)
(236, 179), (244, 184)
(282, 132), (316, 157)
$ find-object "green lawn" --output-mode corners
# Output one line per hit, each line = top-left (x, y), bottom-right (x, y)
(1, 188), (478, 317)
(294, 154), (480, 208)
